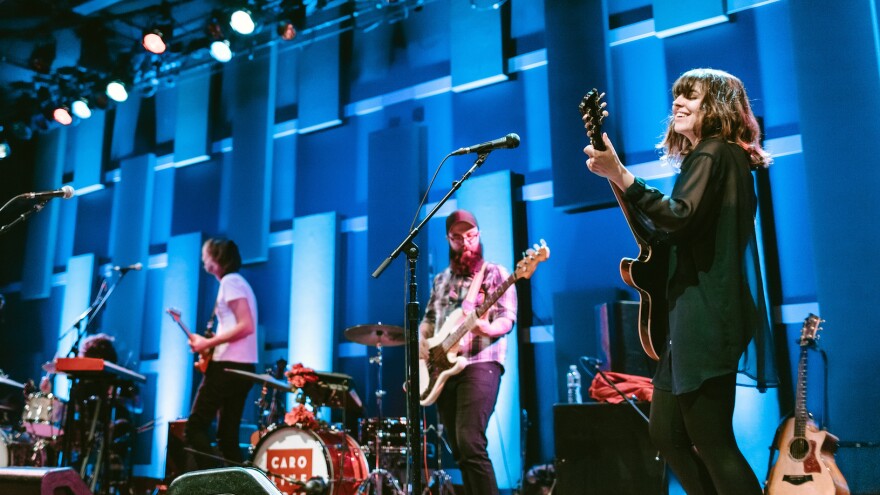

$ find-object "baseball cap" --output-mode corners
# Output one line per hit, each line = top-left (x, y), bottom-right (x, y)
(445, 209), (479, 233)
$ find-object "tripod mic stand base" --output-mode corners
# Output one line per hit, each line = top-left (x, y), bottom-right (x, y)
(423, 469), (456, 495)
(357, 468), (405, 495)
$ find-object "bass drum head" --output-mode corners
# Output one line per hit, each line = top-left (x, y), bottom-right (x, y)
(0, 429), (8, 467)
(251, 425), (368, 495)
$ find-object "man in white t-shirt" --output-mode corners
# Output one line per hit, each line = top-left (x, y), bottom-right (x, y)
(185, 238), (258, 468)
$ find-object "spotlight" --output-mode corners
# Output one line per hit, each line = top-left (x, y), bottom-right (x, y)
(53, 106), (73, 125)
(210, 39), (233, 62)
(229, 9), (255, 35)
(0, 139), (10, 160)
(71, 98), (92, 119)
(106, 80), (129, 102)
(142, 27), (169, 54)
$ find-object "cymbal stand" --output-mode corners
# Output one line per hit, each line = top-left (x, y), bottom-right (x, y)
(357, 341), (404, 495)
(423, 424), (455, 495)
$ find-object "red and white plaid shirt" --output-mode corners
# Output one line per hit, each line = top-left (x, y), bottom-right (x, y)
(420, 262), (517, 366)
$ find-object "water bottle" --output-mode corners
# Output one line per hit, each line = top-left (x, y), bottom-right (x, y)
(566, 364), (582, 404)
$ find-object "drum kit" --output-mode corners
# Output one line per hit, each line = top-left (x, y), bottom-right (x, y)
(0, 372), (65, 469)
(230, 323), (453, 495)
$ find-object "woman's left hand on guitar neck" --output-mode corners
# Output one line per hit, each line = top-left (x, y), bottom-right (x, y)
(583, 132), (635, 191)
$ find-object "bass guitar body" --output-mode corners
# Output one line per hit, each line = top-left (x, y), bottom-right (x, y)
(766, 417), (849, 495)
(418, 307), (469, 407)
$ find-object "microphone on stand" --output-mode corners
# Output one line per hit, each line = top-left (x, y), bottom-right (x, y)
(112, 263), (143, 273)
(23, 185), (75, 200)
(450, 133), (521, 156)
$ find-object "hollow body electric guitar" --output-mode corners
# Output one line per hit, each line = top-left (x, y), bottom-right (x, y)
(579, 89), (668, 361)
(765, 314), (849, 495)
(166, 308), (215, 374)
(418, 240), (550, 406)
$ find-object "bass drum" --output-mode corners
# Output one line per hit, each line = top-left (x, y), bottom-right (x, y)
(252, 425), (369, 495)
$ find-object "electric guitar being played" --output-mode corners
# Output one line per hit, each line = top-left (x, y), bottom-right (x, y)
(765, 314), (849, 495)
(579, 89), (669, 361)
(166, 308), (215, 374)
(418, 240), (549, 406)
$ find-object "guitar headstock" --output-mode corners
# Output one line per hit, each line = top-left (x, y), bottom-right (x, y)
(514, 239), (550, 281)
(579, 89), (607, 151)
(799, 313), (823, 347)
(166, 307), (182, 321)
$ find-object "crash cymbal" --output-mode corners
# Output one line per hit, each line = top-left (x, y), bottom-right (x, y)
(344, 324), (406, 347)
(0, 375), (24, 389)
(225, 369), (292, 392)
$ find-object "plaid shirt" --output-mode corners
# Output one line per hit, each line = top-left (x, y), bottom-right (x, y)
(420, 262), (518, 366)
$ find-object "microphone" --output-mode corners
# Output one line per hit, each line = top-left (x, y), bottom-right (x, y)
(23, 185), (75, 200)
(112, 263), (143, 273)
(451, 133), (520, 156)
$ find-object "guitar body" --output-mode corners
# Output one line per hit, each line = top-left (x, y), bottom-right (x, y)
(418, 308), (469, 407)
(195, 332), (214, 374)
(619, 241), (669, 361)
(766, 417), (850, 495)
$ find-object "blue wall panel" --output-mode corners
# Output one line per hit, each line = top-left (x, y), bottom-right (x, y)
(21, 128), (66, 300)
(172, 158), (220, 237)
(70, 112), (106, 188)
(450, 0), (507, 91)
(227, 48), (277, 263)
(299, 37), (342, 133)
(788, 2), (880, 478)
(289, 212), (338, 377)
(174, 68), (211, 166)
(103, 154), (155, 365)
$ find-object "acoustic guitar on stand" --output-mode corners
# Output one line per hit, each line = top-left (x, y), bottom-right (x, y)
(765, 313), (849, 495)
(579, 89), (669, 361)
(418, 240), (549, 406)
(166, 308), (214, 374)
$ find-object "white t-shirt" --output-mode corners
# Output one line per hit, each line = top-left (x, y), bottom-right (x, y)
(212, 272), (258, 363)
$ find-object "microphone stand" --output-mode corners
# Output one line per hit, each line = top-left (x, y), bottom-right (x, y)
(0, 197), (50, 236)
(577, 357), (648, 424)
(371, 152), (490, 495)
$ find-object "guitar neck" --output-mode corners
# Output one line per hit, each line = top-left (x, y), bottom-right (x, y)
(441, 271), (517, 352)
(794, 345), (809, 437)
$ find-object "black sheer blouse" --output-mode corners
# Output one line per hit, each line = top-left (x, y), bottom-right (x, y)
(624, 137), (777, 394)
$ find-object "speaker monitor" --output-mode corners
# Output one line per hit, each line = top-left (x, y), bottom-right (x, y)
(168, 467), (283, 495)
(0, 467), (92, 495)
(554, 403), (665, 495)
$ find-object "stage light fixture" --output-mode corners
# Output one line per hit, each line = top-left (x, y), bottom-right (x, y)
(53, 106), (73, 125)
(210, 39), (233, 62)
(229, 9), (256, 35)
(71, 98), (92, 119)
(142, 27), (168, 54)
(0, 139), (9, 160)
(106, 80), (129, 102)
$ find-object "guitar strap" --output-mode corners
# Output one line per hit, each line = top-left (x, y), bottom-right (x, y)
(461, 262), (487, 315)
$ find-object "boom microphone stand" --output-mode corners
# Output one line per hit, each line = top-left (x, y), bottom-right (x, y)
(371, 152), (490, 495)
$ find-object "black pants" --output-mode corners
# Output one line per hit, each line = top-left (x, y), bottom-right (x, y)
(185, 361), (255, 469)
(436, 361), (503, 495)
(649, 373), (762, 495)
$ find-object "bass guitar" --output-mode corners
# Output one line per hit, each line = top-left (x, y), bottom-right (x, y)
(766, 313), (849, 495)
(166, 307), (214, 374)
(579, 89), (668, 361)
(418, 240), (549, 406)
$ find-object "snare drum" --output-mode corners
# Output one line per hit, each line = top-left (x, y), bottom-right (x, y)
(251, 425), (368, 495)
(22, 393), (65, 438)
(359, 417), (408, 454)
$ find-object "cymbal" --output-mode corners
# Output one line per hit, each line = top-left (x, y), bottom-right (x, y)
(225, 369), (292, 392)
(42, 361), (56, 374)
(0, 375), (24, 389)
(344, 324), (406, 347)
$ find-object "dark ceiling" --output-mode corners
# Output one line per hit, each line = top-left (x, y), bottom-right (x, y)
(0, 0), (423, 140)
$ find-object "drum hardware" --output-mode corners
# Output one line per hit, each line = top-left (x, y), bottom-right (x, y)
(422, 424), (455, 495)
(344, 323), (407, 495)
